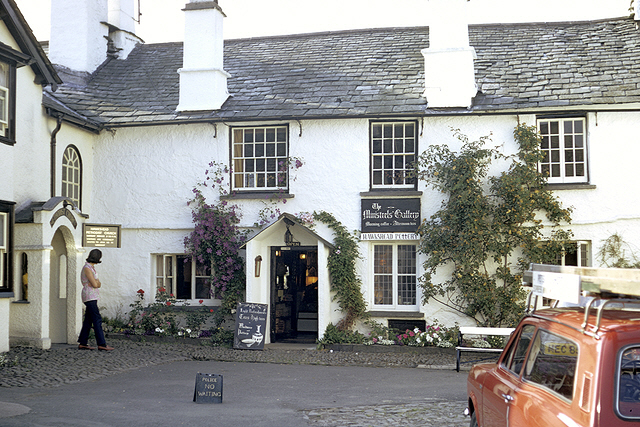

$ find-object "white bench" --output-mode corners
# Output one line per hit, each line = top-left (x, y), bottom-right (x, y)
(456, 326), (515, 372)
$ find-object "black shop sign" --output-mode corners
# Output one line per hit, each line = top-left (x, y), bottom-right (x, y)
(361, 198), (420, 233)
(233, 302), (268, 350)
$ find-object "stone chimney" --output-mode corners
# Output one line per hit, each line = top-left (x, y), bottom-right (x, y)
(49, 0), (141, 75)
(177, 0), (230, 112)
(49, 0), (109, 74)
(422, 0), (477, 108)
(107, 0), (141, 60)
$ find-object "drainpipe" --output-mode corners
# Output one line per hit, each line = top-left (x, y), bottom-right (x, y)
(50, 116), (63, 198)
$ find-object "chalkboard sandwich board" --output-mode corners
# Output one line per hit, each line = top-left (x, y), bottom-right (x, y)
(193, 373), (223, 404)
(233, 302), (268, 350)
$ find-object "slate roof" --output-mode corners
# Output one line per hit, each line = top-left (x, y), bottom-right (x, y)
(45, 17), (640, 129)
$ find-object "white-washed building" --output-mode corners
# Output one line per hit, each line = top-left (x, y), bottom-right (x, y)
(4, 0), (640, 349)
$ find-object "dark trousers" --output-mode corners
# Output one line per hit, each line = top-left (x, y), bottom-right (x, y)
(78, 300), (106, 346)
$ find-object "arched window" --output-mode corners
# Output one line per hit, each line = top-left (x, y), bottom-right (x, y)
(61, 145), (82, 209)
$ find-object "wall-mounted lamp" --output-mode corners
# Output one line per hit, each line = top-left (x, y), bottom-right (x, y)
(255, 255), (262, 277)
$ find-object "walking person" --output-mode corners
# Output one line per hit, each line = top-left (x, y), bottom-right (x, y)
(77, 249), (114, 351)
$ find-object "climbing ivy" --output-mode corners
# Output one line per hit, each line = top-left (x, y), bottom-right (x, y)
(415, 124), (573, 327)
(312, 211), (368, 330)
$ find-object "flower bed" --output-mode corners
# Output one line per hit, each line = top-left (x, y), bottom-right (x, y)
(324, 343), (456, 355)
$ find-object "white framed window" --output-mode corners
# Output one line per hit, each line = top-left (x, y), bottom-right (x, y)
(62, 146), (81, 209)
(537, 118), (588, 184)
(373, 243), (417, 308)
(232, 125), (289, 191)
(0, 212), (6, 290)
(155, 255), (216, 303)
(557, 241), (590, 267)
(371, 121), (417, 189)
(0, 62), (9, 139)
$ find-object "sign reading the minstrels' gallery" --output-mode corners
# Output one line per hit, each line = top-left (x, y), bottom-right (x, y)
(361, 198), (421, 233)
(233, 302), (267, 350)
(82, 224), (121, 248)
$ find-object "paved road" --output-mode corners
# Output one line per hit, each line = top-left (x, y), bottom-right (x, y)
(0, 340), (475, 426)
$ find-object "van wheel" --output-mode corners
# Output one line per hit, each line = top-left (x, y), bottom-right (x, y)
(469, 411), (478, 427)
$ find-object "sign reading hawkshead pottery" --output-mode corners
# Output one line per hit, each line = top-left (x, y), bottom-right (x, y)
(361, 199), (421, 234)
(193, 373), (223, 404)
(233, 302), (267, 350)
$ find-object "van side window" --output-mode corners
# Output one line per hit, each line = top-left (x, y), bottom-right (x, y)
(523, 329), (578, 400)
(501, 324), (535, 376)
(617, 346), (640, 419)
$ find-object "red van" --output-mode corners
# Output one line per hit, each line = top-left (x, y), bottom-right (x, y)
(466, 264), (640, 427)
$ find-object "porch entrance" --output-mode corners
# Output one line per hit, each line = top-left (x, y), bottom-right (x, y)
(271, 246), (318, 343)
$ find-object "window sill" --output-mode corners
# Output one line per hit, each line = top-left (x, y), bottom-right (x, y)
(0, 292), (15, 299)
(12, 300), (29, 304)
(361, 190), (423, 198)
(368, 310), (423, 318)
(0, 137), (15, 146)
(546, 183), (596, 191)
(221, 192), (295, 200)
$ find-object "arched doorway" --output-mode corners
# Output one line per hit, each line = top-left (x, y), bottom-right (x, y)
(49, 229), (68, 343)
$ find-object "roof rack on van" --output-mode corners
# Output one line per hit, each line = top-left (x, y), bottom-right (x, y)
(523, 263), (640, 338)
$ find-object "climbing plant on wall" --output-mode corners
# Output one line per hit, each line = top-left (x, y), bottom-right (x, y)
(184, 163), (247, 325)
(312, 211), (368, 330)
(596, 233), (640, 268)
(415, 124), (573, 327)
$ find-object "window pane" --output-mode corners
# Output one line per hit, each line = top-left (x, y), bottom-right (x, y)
(61, 146), (81, 208)
(165, 256), (173, 277)
(618, 347), (640, 418)
(523, 330), (578, 400)
(195, 278), (211, 299)
(538, 118), (586, 184)
(176, 255), (190, 299)
(505, 324), (535, 375)
(232, 126), (288, 191)
(372, 124), (382, 138)
(0, 213), (5, 247)
(374, 246), (392, 274)
(397, 245), (416, 305)
(371, 122), (417, 188)
(374, 275), (392, 305)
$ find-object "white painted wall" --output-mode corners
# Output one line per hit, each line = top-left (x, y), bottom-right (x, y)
(88, 111), (640, 333)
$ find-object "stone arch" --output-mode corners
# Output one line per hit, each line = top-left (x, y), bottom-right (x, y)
(48, 225), (79, 344)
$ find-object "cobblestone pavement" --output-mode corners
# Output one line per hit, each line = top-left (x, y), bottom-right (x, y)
(0, 337), (489, 425)
(303, 400), (469, 426)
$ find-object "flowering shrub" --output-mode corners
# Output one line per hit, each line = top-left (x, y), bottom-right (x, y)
(127, 288), (178, 336)
(364, 320), (396, 345)
(396, 324), (454, 348)
(182, 299), (214, 332)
